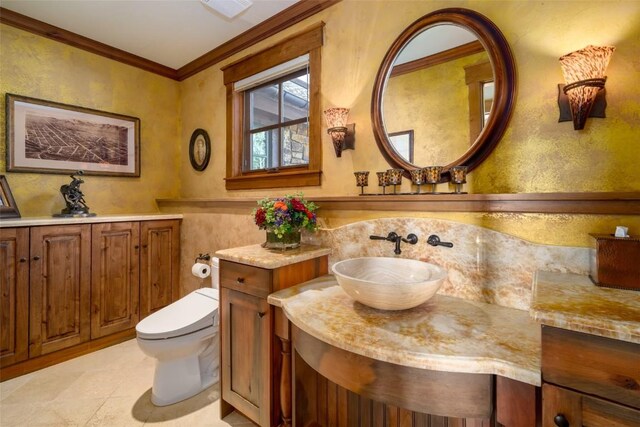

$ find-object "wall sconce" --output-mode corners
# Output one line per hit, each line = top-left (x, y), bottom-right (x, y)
(558, 45), (615, 130)
(324, 107), (355, 157)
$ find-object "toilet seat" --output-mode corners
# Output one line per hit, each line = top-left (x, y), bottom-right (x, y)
(136, 288), (219, 340)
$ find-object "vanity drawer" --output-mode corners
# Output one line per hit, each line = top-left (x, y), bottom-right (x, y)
(542, 326), (640, 410)
(219, 260), (272, 298)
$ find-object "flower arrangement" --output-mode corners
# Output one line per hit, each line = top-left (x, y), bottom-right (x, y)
(253, 193), (318, 238)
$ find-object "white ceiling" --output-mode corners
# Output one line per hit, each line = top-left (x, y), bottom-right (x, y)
(1, 0), (299, 69)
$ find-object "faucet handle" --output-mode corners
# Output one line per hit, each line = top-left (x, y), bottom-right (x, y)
(427, 234), (453, 248)
(370, 234), (388, 241)
(402, 234), (418, 245)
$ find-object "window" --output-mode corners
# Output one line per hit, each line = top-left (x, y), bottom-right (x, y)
(244, 69), (309, 172)
(222, 23), (323, 190)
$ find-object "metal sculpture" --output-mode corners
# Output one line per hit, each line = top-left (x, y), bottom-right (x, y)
(54, 171), (96, 217)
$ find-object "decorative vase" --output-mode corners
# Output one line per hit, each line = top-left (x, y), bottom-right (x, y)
(264, 230), (301, 249)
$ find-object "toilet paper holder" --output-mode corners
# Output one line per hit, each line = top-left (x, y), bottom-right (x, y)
(195, 253), (211, 263)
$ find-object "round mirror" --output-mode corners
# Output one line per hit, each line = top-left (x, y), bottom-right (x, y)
(371, 8), (516, 181)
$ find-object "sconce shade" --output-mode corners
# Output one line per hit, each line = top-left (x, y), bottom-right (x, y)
(324, 107), (350, 128)
(559, 45), (615, 130)
(324, 107), (351, 157)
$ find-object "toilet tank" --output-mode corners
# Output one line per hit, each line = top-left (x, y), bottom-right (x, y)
(211, 257), (219, 289)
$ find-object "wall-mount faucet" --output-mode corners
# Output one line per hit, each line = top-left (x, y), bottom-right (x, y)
(370, 232), (418, 255)
(427, 234), (453, 248)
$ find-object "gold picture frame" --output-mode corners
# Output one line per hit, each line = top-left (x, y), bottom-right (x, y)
(0, 175), (20, 218)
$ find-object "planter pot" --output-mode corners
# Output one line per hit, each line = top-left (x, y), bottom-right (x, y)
(264, 230), (301, 249)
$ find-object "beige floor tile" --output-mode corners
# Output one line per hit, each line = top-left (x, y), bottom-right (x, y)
(0, 401), (45, 426)
(28, 397), (105, 426)
(0, 372), (35, 402)
(85, 395), (151, 426)
(0, 339), (253, 426)
(1, 370), (84, 404)
(55, 367), (125, 400)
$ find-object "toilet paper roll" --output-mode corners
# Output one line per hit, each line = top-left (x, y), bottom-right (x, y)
(192, 262), (211, 279)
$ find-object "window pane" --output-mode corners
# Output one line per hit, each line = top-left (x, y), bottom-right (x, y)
(250, 84), (279, 130)
(282, 122), (309, 167)
(282, 73), (309, 122)
(249, 129), (279, 170)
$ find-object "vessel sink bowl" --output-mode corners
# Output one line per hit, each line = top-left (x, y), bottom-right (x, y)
(332, 257), (448, 310)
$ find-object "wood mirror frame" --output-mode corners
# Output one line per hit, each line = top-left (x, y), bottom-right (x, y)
(371, 8), (517, 181)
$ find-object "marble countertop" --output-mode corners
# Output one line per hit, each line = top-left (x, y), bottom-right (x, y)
(531, 271), (640, 344)
(269, 275), (541, 386)
(215, 244), (331, 269)
(0, 213), (183, 228)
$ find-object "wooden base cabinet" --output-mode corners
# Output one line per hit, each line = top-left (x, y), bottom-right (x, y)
(219, 256), (328, 427)
(541, 326), (640, 427)
(0, 218), (180, 380)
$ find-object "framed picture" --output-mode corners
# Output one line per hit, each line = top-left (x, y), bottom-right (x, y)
(5, 94), (140, 177)
(189, 128), (211, 171)
(388, 130), (414, 163)
(0, 175), (20, 219)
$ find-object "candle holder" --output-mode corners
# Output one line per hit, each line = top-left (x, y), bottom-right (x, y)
(386, 169), (403, 194)
(376, 171), (388, 195)
(409, 169), (424, 194)
(423, 166), (442, 193)
(450, 166), (468, 194)
(354, 171), (369, 195)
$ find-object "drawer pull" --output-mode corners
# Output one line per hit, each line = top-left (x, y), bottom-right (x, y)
(258, 312), (266, 318)
(236, 277), (245, 285)
(33, 256), (41, 261)
(554, 414), (569, 427)
(19, 257), (27, 263)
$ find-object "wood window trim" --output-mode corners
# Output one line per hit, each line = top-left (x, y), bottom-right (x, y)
(465, 61), (493, 145)
(223, 23), (324, 190)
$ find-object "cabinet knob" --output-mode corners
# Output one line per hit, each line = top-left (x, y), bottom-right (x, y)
(134, 245), (139, 249)
(258, 312), (266, 318)
(236, 277), (245, 285)
(33, 256), (41, 261)
(19, 257), (27, 263)
(554, 414), (569, 427)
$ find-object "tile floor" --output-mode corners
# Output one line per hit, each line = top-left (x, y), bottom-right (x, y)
(0, 339), (254, 426)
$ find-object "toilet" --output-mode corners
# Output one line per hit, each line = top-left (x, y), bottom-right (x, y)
(136, 258), (220, 406)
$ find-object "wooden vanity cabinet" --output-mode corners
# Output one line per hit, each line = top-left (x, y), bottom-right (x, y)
(0, 218), (180, 380)
(219, 256), (328, 427)
(541, 326), (640, 427)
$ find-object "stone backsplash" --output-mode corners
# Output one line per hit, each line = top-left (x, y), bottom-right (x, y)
(304, 217), (590, 310)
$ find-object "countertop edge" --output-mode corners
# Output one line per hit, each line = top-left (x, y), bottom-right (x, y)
(0, 213), (183, 227)
(215, 244), (331, 269)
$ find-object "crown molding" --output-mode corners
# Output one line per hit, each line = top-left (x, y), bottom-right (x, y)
(0, 1), (340, 81)
(0, 7), (178, 79)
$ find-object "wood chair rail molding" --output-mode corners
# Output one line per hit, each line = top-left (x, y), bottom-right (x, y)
(156, 192), (640, 215)
(0, 0), (340, 81)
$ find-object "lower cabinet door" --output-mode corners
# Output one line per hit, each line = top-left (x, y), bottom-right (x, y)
(140, 220), (180, 319)
(221, 287), (271, 426)
(29, 225), (91, 357)
(543, 383), (640, 427)
(0, 227), (29, 367)
(90, 222), (140, 338)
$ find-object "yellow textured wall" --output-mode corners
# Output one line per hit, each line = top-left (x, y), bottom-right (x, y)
(384, 52), (489, 165)
(177, 0), (639, 247)
(0, 25), (181, 216)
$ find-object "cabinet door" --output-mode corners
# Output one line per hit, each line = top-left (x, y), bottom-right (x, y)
(29, 225), (91, 357)
(140, 220), (180, 319)
(221, 287), (271, 426)
(91, 222), (140, 338)
(543, 384), (640, 427)
(0, 228), (29, 367)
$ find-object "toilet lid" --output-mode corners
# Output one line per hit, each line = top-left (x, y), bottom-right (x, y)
(136, 288), (219, 340)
